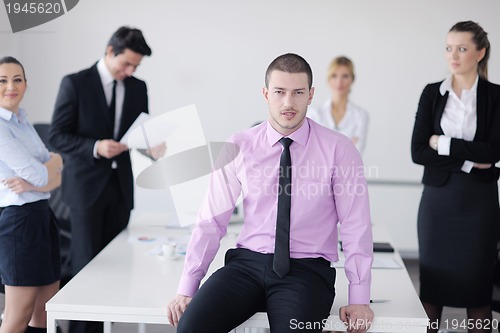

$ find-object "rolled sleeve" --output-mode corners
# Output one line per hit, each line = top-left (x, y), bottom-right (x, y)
(0, 139), (48, 187)
(19, 157), (48, 187)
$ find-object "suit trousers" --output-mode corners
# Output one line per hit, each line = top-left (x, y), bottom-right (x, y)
(177, 248), (336, 333)
(68, 170), (130, 333)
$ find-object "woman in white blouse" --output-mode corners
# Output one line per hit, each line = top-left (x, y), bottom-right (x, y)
(0, 57), (63, 333)
(308, 56), (369, 154)
(411, 21), (500, 333)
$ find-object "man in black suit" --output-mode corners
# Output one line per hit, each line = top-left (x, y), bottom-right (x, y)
(49, 26), (152, 333)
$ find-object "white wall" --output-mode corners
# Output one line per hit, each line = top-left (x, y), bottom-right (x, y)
(2, 0), (499, 255)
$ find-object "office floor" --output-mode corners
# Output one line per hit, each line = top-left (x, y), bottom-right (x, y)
(0, 259), (498, 332)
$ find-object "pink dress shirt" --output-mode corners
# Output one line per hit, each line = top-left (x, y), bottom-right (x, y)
(178, 118), (373, 304)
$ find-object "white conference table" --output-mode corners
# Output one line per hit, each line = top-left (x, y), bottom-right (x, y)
(46, 213), (428, 333)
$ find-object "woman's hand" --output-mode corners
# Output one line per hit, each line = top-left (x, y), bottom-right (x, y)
(473, 163), (492, 169)
(49, 152), (63, 169)
(2, 177), (34, 194)
(428, 135), (439, 151)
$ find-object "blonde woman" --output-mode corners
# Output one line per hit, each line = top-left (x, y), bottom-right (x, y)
(308, 56), (369, 154)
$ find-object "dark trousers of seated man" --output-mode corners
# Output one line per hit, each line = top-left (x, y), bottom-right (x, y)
(178, 248), (336, 333)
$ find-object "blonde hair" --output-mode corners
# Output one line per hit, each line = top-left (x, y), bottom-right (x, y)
(327, 56), (355, 81)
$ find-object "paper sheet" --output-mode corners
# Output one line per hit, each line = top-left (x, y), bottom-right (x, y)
(120, 112), (149, 146)
(121, 112), (176, 149)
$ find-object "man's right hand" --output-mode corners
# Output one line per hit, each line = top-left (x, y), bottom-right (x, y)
(167, 294), (192, 327)
(97, 139), (128, 159)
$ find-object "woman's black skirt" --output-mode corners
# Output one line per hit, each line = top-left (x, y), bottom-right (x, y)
(0, 199), (61, 286)
(418, 173), (500, 307)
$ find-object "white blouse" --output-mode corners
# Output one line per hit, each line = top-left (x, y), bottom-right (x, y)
(437, 75), (478, 173)
(308, 99), (369, 154)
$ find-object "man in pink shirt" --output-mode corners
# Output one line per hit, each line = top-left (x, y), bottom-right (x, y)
(167, 53), (374, 333)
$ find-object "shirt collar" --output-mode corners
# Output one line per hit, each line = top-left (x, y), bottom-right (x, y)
(0, 107), (13, 121)
(468, 75), (479, 94)
(0, 106), (26, 122)
(439, 75), (479, 96)
(97, 58), (115, 86)
(266, 118), (310, 147)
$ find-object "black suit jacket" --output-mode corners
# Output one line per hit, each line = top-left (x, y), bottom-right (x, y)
(411, 78), (500, 186)
(49, 64), (148, 209)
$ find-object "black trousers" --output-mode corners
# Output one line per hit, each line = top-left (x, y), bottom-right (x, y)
(68, 172), (130, 333)
(178, 248), (336, 333)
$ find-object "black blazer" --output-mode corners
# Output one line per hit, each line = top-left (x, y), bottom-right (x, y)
(411, 78), (500, 186)
(49, 64), (148, 209)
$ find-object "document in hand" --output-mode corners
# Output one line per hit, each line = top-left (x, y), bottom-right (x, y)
(121, 112), (176, 149)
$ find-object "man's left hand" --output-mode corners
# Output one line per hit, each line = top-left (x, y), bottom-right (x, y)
(147, 142), (167, 160)
(339, 304), (374, 333)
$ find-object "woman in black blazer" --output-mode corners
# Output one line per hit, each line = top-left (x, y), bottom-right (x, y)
(411, 21), (500, 333)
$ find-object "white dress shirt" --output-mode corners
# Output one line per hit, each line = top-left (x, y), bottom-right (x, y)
(94, 59), (125, 167)
(97, 59), (124, 139)
(437, 75), (478, 173)
(308, 99), (369, 154)
(0, 107), (50, 207)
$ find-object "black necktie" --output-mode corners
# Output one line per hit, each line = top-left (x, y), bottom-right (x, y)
(273, 137), (293, 278)
(109, 80), (117, 135)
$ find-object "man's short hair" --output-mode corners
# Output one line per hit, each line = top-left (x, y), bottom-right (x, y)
(107, 26), (152, 57)
(265, 53), (313, 89)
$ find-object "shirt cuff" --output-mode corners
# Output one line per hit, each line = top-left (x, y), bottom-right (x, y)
(176, 275), (201, 298)
(461, 161), (474, 173)
(348, 283), (371, 305)
(437, 136), (451, 156)
(93, 141), (100, 159)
